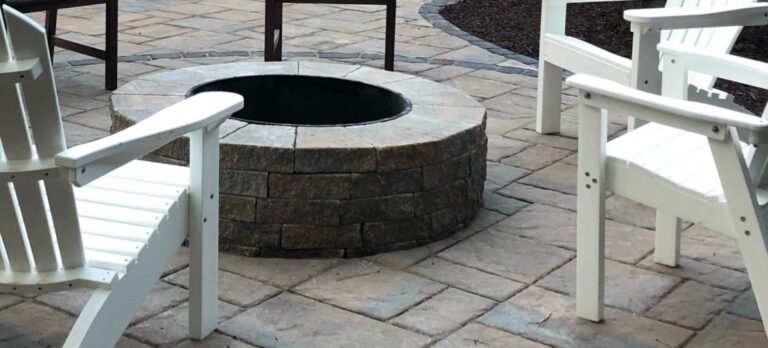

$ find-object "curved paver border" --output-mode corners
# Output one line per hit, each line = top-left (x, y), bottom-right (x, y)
(418, 0), (541, 70)
(111, 61), (488, 258)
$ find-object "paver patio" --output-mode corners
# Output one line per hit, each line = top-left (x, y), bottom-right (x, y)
(2, 0), (766, 346)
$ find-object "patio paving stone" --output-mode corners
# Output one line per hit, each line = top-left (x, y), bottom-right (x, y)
(164, 269), (281, 307)
(479, 287), (693, 348)
(681, 225), (746, 271)
(409, 257), (525, 301)
(491, 204), (654, 264)
(439, 229), (574, 284)
(434, 322), (548, 348)
(391, 288), (496, 336)
(482, 191), (529, 216)
(518, 162), (577, 195)
(729, 289), (762, 321)
(219, 292), (430, 348)
(537, 260), (680, 314)
(127, 301), (240, 346)
(500, 144), (572, 171)
(637, 255), (750, 291)
(486, 134), (530, 161)
(685, 313), (766, 347)
(484, 161), (530, 191)
(293, 260), (445, 320)
(497, 182), (577, 211)
(171, 333), (256, 347)
(218, 253), (339, 288)
(646, 281), (736, 329)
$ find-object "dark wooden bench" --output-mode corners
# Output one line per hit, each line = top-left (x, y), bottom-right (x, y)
(265, 0), (396, 71)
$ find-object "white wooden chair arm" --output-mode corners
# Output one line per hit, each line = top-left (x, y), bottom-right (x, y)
(54, 92), (244, 186)
(624, 3), (768, 30)
(659, 42), (768, 92)
(566, 74), (768, 141)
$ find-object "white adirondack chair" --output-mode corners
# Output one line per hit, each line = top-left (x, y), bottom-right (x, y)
(0, 6), (243, 347)
(536, 0), (768, 134)
(568, 42), (768, 335)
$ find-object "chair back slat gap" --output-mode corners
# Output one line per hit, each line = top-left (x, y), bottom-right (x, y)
(0, 184), (32, 271)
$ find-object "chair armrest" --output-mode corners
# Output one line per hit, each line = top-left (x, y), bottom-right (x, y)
(566, 74), (768, 142)
(659, 42), (768, 92)
(624, 3), (768, 30)
(55, 92), (244, 186)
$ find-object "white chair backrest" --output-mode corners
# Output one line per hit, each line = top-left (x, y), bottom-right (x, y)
(662, 0), (754, 89)
(0, 6), (84, 273)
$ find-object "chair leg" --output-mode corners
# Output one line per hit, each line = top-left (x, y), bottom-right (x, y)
(654, 211), (681, 267)
(63, 287), (147, 348)
(105, 0), (118, 90)
(576, 105), (607, 322)
(44, 8), (57, 60)
(383, 0), (396, 71)
(536, 60), (563, 134)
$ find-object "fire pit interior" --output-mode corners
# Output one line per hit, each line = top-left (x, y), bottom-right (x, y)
(111, 62), (488, 258)
(189, 75), (411, 126)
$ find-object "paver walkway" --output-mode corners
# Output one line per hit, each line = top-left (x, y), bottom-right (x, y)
(2, 0), (766, 346)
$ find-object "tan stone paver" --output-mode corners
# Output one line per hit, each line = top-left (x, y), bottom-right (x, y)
(3, 0), (765, 346)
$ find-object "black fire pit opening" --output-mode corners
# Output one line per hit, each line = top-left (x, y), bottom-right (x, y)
(189, 75), (412, 126)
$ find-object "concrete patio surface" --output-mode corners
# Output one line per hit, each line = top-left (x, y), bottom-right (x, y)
(1, 0), (766, 346)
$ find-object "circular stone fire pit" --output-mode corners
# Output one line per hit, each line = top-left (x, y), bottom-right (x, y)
(111, 62), (487, 258)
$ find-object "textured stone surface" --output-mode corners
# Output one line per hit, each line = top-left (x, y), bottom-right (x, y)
(391, 288), (495, 336)
(350, 169), (422, 198)
(409, 257), (525, 301)
(638, 255), (750, 291)
(127, 301), (240, 346)
(646, 281), (736, 329)
(479, 287), (693, 348)
(282, 224), (363, 249)
(434, 323), (548, 348)
(293, 260), (445, 320)
(269, 173), (351, 199)
(685, 313), (766, 347)
(341, 194), (415, 224)
(164, 269), (280, 307)
(219, 293), (430, 348)
(439, 229), (574, 284)
(538, 260), (680, 313)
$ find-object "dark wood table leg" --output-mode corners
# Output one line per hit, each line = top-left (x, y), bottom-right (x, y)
(105, 0), (118, 90)
(384, 0), (396, 71)
(44, 8), (57, 59)
(265, 0), (284, 62)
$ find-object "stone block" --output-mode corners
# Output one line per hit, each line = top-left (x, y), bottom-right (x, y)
(350, 168), (422, 198)
(219, 220), (280, 250)
(220, 194), (256, 222)
(283, 224), (362, 249)
(423, 154), (470, 190)
(341, 194), (414, 224)
(220, 170), (268, 198)
(269, 173), (351, 199)
(257, 199), (341, 225)
(415, 180), (467, 215)
(363, 215), (431, 246)
(295, 126), (376, 173)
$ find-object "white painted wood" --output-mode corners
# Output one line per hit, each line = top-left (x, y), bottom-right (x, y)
(536, 0), (765, 135)
(576, 98), (607, 322)
(654, 212), (681, 266)
(0, 7), (243, 345)
(568, 46), (768, 335)
(189, 126), (220, 339)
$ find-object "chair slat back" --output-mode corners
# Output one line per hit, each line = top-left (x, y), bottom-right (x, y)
(663, 0), (753, 89)
(0, 6), (85, 273)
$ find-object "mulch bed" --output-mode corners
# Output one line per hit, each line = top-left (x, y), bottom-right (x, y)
(441, 0), (768, 115)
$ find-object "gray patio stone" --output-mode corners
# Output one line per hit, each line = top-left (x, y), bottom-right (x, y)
(685, 313), (766, 347)
(501, 144), (572, 171)
(637, 255), (750, 291)
(479, 287), (693, 348)
(443, 75), (515, 99)
(518, 162), (576, 195)
(0, 302), (74, 346)
(485, 161), (530, 191)
(434, 322), (548, 348)
(537, 260), (680, 314)
(293, 260), (445, 320)
(172, 333), (257, 347)
(497, 182), (577, 211)
(485, 115), (532, 135)
(391, 288), (495, 336)
(505, 128), (578, 151)
(490, 204), (655, 264)
(218, 253), (339, 288)
(605, 195), (657, 230)
(646, 281), (736, 329)
(164, 269), (281, 307)
(219, 293), (430, 348)
(486, 134), (530, 161)
(482, 93), (536, 118)
(482, 191), (529, 216)
(298, 61), (360, 77)
(681, 225), (745, 271)
(439, 229), (573, 284)
(127, 301), (240, 346)
(419, 65), (474, 81)
(409, 257), (525, 301)
(728, 289), (762, 322)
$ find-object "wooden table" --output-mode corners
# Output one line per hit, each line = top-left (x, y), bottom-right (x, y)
(265, 0), (397, 71)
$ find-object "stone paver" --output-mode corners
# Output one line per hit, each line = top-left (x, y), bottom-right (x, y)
(9, 0), (765, 345)
(293, 260), (445, 320)
(219, 293), (430, 348)
(538, 260), (680, 314)
(391, 288), (495, 336)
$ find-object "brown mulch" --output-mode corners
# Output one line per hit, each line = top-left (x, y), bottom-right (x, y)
(441, 0), (768, 115)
